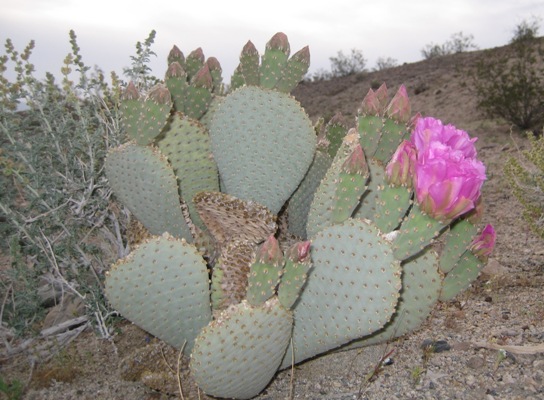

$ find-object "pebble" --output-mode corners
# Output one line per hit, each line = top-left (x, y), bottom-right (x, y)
(502, 373), (515, 385)
(421, 339), (451, 352)
(467, 356), (485, 369)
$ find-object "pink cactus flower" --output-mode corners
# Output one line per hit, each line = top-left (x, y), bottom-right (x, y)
(411, 117), (478, 159)
(410, 117), (486, 221)
(470, 224), (496, 258)
(386, 140), (417, 187)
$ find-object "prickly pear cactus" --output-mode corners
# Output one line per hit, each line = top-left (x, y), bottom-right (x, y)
(103, 33), (496, 399)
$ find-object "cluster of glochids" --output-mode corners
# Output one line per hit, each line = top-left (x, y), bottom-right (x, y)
(104, 32), (496, 399)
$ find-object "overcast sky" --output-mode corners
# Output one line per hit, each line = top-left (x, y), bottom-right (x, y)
(1, 0), (543, 84)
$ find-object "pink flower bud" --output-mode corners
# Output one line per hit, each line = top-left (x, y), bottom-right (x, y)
(470, 224), (496, 258)
(342, 144), (368, 175)
(286, 241), (311, 263)
(385, 140), (417, 187)
(385, 85), (411, 123)
(410, 117), (486, 222)
(123, 81), (139, 100)
(256, 235), (283, 266)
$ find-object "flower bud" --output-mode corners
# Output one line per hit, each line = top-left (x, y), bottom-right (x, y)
(385, 84), (411, 123)
(385, 140), (417, 187)
(470, 224), (496, 258)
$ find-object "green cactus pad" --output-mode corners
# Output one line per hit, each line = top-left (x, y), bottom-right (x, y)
(322, 113), (350, 159)
(351, 158), (387, 222)
(105, 233), (211, 354)
(156, 114), (219, 232)
(287, 150), (332, 238)
(278, 241), (312, 309)
(275, 46), (310, 93)
(209, 86), (316, 214)
(194, 191), (277, 248)
(246, 236), (285, 306)
(357, 114), (384, 158)
(373, 184), (413, 233)
(306, 130), (363, 237)
(346, 249), (442, 348)
(440, 251), (483, 301)
(206, 57), (223, 93)
(373, 118), (409, 163)
(211, 239), (255, 310)
(284, 218), (401, 367)
(185, 48), (205, 80)
(120, 84), (172, 146)
(438, 218), (479, 274)
(332, 145), (370, 224)
(190, 298), (293, 399)
(393, 204), (448, 261)
(105, 143), (192, 241)
(165, 62), (188, 113)
(198, 95), (224, 130)
(184, 65), (213, 120)
(230, 65), (245, 92)
(167, 45), (185, 66)
(259, 32), (290, 89)
(238, 40), (260, 86)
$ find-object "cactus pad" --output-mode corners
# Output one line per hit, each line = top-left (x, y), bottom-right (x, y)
(120, 84), (172, 146)
(440, 251), (483, 301)
(105, 143), (192, 241)
(105, 233), (211, 353)
(156, 114), (219, 231)
(287, 150), (332, 238)
(190, 298), (293, 399)
(347, 249), (442, 348)
(285, 218), (402, 366)
(209, 86), (316, 214)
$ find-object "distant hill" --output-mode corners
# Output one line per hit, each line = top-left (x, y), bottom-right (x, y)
(292, 37), (544, 139)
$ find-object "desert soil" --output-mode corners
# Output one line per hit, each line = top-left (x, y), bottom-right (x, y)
(2, 42), (543, 399)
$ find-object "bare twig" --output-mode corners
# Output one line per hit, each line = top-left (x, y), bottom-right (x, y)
(39, 229), (85, 301)
(473, 341), (544, 355)
(177, 340), (187, 400)
(289, 337), (295, 400)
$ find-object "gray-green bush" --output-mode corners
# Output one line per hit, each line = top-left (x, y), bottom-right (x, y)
(421, 31), (478, 60)
(0, 30), (131, 337)
(473, 21), (544, 130)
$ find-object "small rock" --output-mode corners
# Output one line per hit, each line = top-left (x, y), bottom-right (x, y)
(480, 258), (506, 279)
(42, 294), (85, 329)
(502, 373), (515, 385)
(467, 356), (485, 369)
(451, 341), (471, 351)
(421, 339), (451, 353)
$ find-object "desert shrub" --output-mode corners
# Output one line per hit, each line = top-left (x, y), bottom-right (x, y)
(0, 31), (133, 336)
(421, 31), (478, 59)
(329, 48), (367, 77)
(306, 67), (332, 82)
(511, 16), (541, 43)
(505, 131), (544, 238)
(472, 21), (544, 130)
(373, 56), (398, 71)
(122, 29), (161, 90)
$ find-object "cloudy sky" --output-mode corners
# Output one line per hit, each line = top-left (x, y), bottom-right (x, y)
(1, 0), (543, 83)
